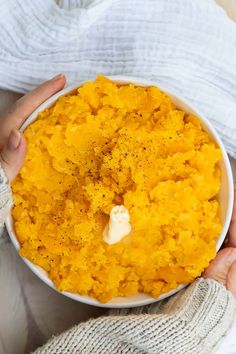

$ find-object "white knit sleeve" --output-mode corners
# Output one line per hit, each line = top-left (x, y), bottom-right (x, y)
(0, 163), (12, 229)
(33, 278), (236, 354)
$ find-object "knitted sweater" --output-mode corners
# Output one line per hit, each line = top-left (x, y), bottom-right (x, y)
(0, 164), (12, 233)
(0, 164), (235, 354)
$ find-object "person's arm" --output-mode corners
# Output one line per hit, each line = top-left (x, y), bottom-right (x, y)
(32, 278), (236, 354)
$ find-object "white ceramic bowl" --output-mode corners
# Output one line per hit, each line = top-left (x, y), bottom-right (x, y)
(6, 76), (234, 308)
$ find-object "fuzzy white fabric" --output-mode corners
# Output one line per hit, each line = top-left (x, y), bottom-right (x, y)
(0, 0), (236, 156)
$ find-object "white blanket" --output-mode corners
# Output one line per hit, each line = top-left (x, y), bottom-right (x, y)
(1, 0), (236, 156)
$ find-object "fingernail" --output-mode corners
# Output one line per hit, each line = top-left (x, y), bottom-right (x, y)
(8, 130), (21, 150)
(51, 73), (65, 82)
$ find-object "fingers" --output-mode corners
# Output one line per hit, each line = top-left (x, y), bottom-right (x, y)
(0, 74), (66, 147)
(0, 130), (27, 181)
(203, 248), (236, 285)
(227, 183), (236, 247)
(200, 182), (236, 297)
(227, 261), (236, 298)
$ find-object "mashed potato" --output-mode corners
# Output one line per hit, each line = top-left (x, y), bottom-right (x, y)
(12, 76), (222, 303)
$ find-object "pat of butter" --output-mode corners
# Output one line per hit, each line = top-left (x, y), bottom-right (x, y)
(103, 205), (132, 245)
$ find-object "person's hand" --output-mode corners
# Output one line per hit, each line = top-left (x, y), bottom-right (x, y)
(203, 184), (236, 298)
(0, 74), (66, 181)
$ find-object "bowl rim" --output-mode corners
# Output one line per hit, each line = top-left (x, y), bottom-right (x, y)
(6, 75), (234, 308)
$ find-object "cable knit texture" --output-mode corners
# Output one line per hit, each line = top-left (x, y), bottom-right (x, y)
(33, 279), (236, 354)
(0, 163), (12, 233)
(0, 0), (236, 156)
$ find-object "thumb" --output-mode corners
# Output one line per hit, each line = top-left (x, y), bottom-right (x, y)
(203, 248), (236, 297)
(0, 129), (27, 181)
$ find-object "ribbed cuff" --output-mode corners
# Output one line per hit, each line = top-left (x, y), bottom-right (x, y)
(161, 278), (236, 353)
(0, 163), (12, 228)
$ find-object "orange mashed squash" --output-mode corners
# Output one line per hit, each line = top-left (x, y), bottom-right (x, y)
(12, 76), (222, 303)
